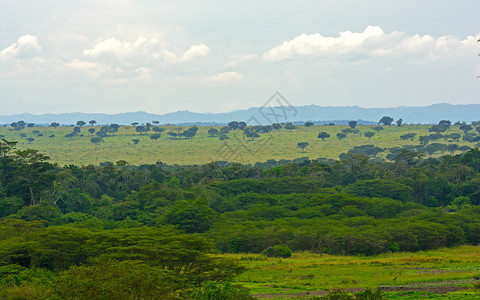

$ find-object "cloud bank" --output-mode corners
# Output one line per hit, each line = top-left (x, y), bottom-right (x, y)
(263, 26), (479, 62)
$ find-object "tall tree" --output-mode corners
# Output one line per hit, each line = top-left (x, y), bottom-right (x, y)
(379, 116), (393, 126)
(76, 121), (86, 127)
(13, 149), (56, 206)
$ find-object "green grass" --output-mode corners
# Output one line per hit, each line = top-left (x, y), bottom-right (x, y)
(218, 245), (480, 298)
(0, 124), (474, 166)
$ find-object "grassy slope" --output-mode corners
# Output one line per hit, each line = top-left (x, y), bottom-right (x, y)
(222, 245), (480, 297)
(0, 124), (474, 166)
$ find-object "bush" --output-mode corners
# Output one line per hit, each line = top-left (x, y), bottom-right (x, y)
(263, 244), (292, 258)
(191, 281), (255, 300)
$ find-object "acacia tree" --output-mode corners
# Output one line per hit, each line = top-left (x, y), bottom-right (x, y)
(364, 132), (375, 139)
(219, 134), (229, 143)
(318, 132), (330, 141)
(379, 116), (393, 125)
(150, 134), (161, 142)
(90, 137), (103, 148)
(76, 121), (86, 127)
(208, 128), (218, 137)
(89, 120), (97, 126)
(297, 142), (309, 151)
(348, 121), (357, 129)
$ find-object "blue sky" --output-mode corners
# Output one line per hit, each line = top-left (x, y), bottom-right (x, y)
(1, 0), (479, 115)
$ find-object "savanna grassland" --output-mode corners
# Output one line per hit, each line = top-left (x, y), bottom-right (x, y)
(1, 121), (480, 299)
(232, 246), (480, 299)
(0, 123), (475, 166)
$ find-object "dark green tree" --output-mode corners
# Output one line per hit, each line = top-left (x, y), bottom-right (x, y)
(379, 116), (393, 125)
(284, 123), (296, 131)
(165, 201), (217, 233)
(318, 132), (330, 141)
(208, 128), (219, 137)
(297, 142), (309, 151)
(150, 134), (161, 142)
(90, 137), (103, 147)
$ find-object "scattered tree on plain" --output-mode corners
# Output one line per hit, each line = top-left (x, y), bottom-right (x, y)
(379, 116), (394, 126)
(208, 128), (219, 137)
(91, 137), (103, 147)
(297, 142), (309, 151)
(318, 132), (330, 141)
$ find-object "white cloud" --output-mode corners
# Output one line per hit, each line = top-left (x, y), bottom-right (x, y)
(263, 26), (479, 62)
(203, 71), (243, 84)
(180, 43), (210, 62)
(82, 34), (210, 67)
(222, 54), (258, 68)
(0, 35), (42, 60)
(65, 59), (106, 78)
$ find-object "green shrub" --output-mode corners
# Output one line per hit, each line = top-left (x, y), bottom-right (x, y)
(263, 244), (292, 258)
(191, 281), (254, 300)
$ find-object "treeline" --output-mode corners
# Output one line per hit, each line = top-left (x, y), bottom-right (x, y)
(1, 138), (480, 297)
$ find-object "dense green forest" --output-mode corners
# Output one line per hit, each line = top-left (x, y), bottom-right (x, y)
(0, 138), (479, 298)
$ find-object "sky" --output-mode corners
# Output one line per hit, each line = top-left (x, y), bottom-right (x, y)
(0, 0), (479, 115)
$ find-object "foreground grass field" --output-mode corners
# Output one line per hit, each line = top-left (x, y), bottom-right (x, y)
(222, 245), (480, 299)
(0, 124), (475, 165)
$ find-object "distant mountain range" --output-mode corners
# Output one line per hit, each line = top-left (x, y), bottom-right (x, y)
(1, 103), (479, 126)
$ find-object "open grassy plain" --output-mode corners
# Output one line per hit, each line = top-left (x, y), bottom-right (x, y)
(0, 124), (475, 166)
(223, 245), (480, 299)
